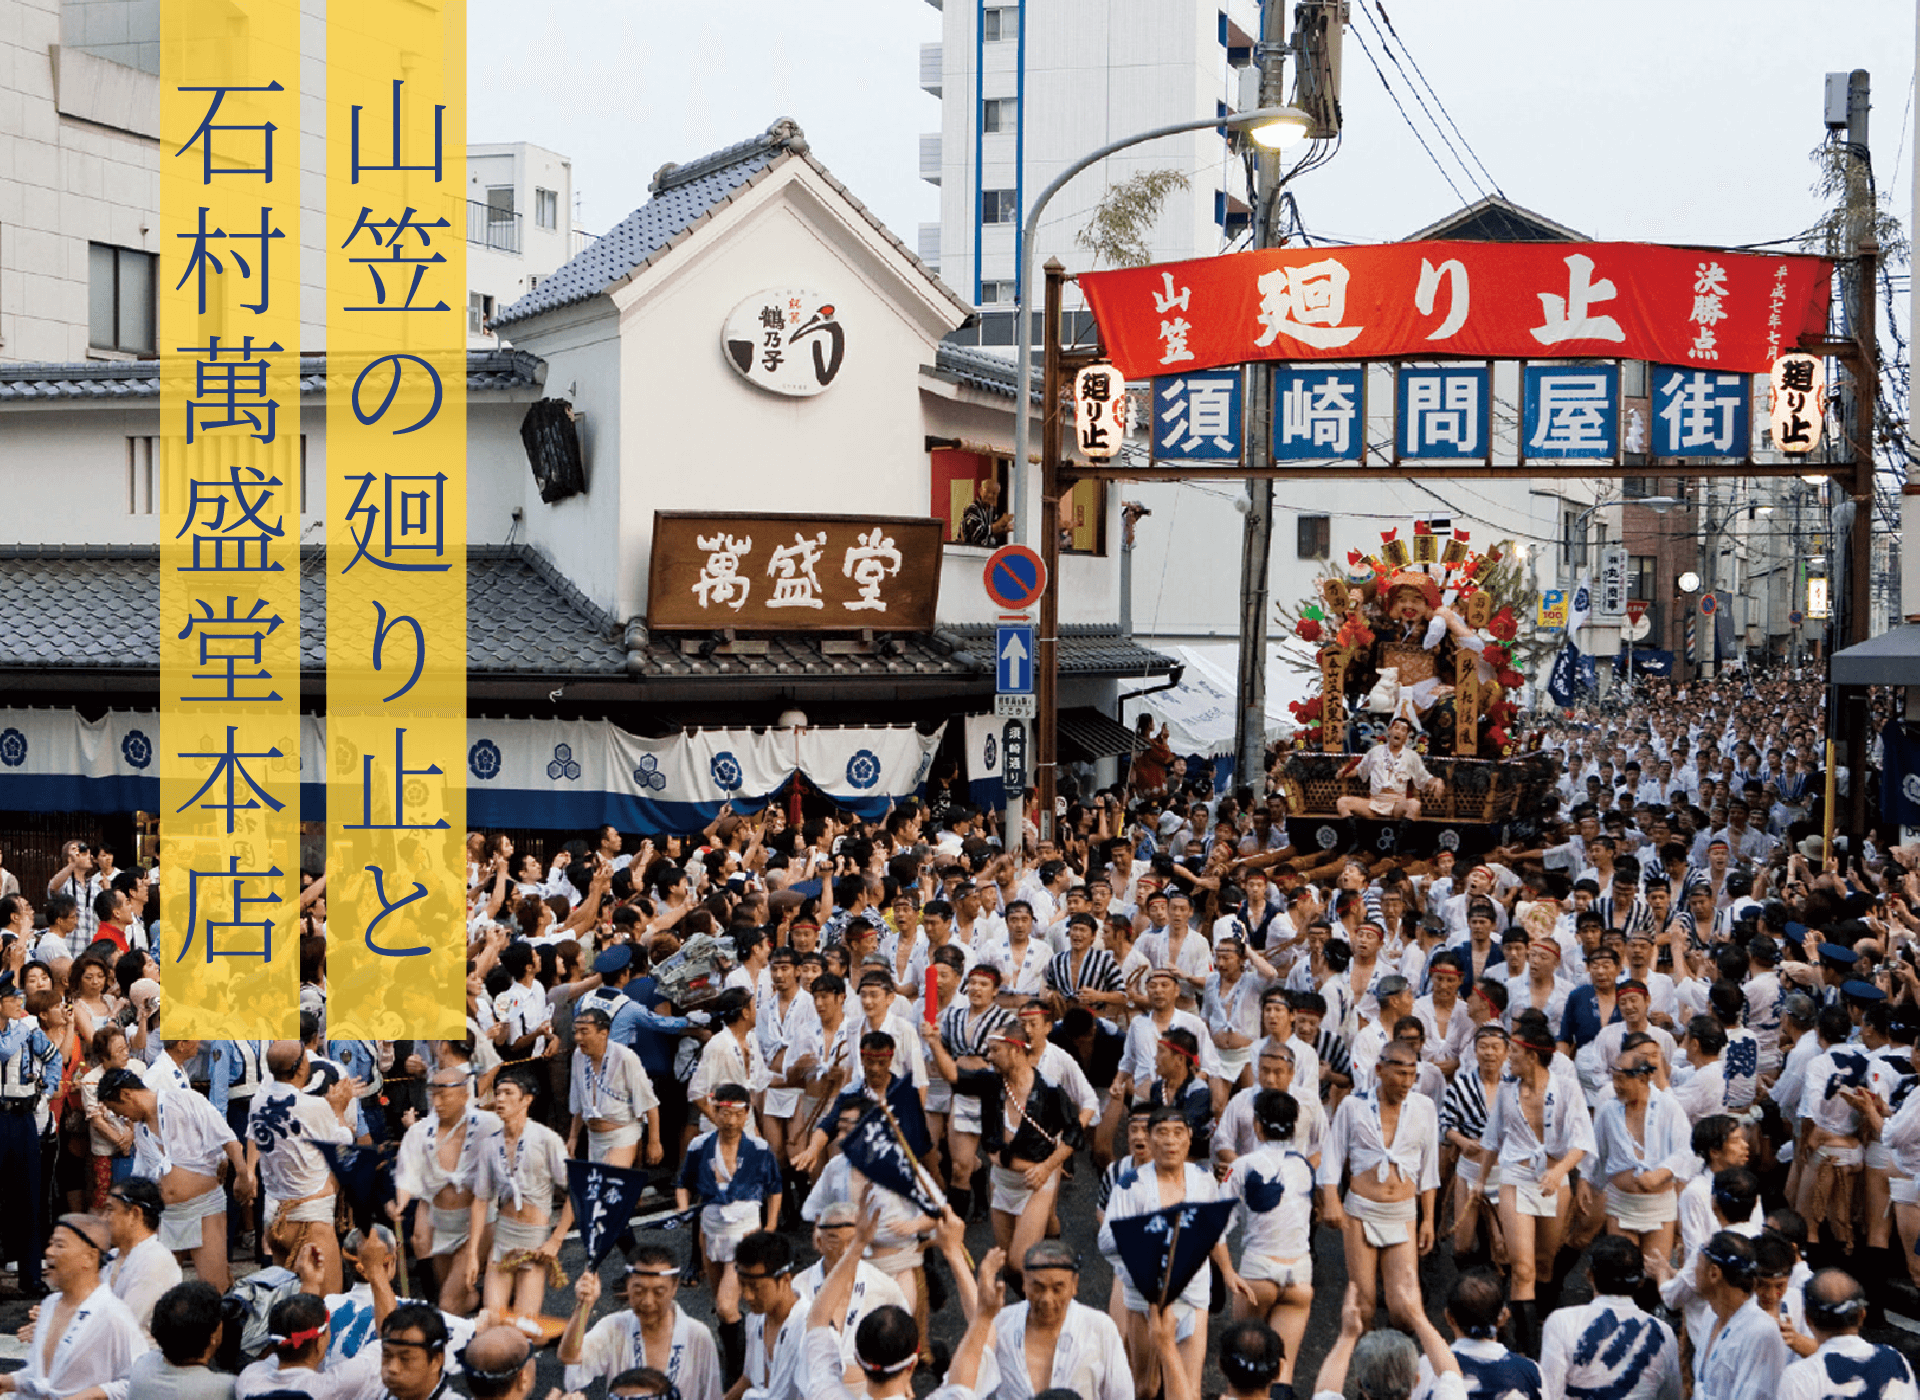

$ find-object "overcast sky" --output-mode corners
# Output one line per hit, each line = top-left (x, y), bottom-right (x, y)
(469, 1), (1915, 263)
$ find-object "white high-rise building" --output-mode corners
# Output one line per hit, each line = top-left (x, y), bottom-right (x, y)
(920, 0), (1259, 344)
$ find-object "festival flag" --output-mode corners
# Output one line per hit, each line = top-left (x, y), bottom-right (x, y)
(1567, 571), (1593, 636)
(315, 1141), (396, 1234)
(1547, 641), (1582, 708)
(567, 1158), (654, 1268)
(839, 1105), (944, 1215)
(1108, 1198), (1235, 1305)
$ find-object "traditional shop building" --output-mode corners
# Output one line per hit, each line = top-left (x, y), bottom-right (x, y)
(0, 119), (1168, 888)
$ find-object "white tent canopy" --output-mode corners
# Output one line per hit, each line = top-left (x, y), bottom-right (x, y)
(1123, 641), (1316, 758)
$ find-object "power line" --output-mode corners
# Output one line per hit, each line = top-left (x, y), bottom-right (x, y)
(1367, 1), (1505, 199)
(1351, 2), (1482, 204)
(1345, 22), (1474, 211)
(1892, 68), (1916, 210)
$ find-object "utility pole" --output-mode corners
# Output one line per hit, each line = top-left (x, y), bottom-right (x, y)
(1906, 4), (1919, 843)
(1231, 0), (1290, 799)
(1699, 479), (1716, 680)
(1837, 70), (1876, 836)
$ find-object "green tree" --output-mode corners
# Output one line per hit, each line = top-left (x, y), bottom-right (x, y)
(1800, 139), (1908, 263)
(1073, 169), (1191, 269)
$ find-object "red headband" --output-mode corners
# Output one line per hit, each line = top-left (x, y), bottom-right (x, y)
(1159, 1037), (1200, 1065)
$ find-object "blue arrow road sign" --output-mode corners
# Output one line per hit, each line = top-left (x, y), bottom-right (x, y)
(997, 624), (1034, 695)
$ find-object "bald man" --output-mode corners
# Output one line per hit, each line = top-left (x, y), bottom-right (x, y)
(1778, 1270), (1917, 1400)
(1, 1214), (143, 1398)
(462, 1324), (537, 1400)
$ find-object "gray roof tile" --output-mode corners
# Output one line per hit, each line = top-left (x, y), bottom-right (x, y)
(494, 119), (970, 332)
(0, 549), (1171, 686)
(625, 630), (973, 682)
(926, 342), (1040, 403)
(940, 623), (1177, 678)
(0, 545), (624, 675)
(0, 350), (542, 402)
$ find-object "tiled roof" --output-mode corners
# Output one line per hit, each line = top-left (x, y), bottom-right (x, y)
(926, 343), (1041, 403)
(0, 548), (1170, 687)
(623, 630), (974, 683)
(1058, 706), (1147, 763)
(1402, 194), (1588, 244)
(494, 119), (970, 331)
(0, 545), (625, 675)
(0, 350), (543, 402)
(939, 623), (1177, 678)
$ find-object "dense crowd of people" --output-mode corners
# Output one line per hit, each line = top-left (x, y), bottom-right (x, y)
(0, 673), (1917, 1400)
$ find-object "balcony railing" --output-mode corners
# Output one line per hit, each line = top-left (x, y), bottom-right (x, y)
(468, 200), (521, 254)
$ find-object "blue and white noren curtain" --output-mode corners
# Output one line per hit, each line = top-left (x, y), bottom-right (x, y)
(0, 709), (943, 833)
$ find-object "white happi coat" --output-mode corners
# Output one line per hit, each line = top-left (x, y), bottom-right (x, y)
(1540, 1294), (1682, 1400)
(991, 1300), (1131, 1400)
(563, 1302), (722, 1400)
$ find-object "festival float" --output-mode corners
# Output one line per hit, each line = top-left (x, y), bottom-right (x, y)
(1273, 522), (1558, 858)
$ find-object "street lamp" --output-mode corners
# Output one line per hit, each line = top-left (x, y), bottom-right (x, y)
(1007, 105), (1313, 547)
(999, 101), (1313, 847)
(1248, 108), (1314, 150)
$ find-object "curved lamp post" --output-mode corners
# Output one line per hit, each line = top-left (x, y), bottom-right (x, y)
(1007, 105), (1311, 543)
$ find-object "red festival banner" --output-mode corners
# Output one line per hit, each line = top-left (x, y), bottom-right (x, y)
(1077, 242), (1833, 380)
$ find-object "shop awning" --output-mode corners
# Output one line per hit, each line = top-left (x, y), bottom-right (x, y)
(1057, 707), (1144, 764)
(0, 709), (944, 830)
(1831, 626), (1920, 686)
(1124, 642), (1313, 757)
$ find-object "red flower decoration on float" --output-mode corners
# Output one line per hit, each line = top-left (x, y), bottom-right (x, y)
(1497, 668), (1524, 690)
(1295, 617), (1323, 643)
(1487, 608), (1518, 641)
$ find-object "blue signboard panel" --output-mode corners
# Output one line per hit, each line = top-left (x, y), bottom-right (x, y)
(1272, 366), (1364, 461)
(1396, 365), (1489, 459)
(1152, 370), (1241, 461)
(1651, 366), (1750, 457)
(1523, 363), (1619, 460)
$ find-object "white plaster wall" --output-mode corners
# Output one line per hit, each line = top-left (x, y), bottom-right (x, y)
(496, 298), (624, 614)
(0, 395), (534, 550)
(600, 172), (962, 623)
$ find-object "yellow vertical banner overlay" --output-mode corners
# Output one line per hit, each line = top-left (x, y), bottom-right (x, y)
(325, 1), (467, 1036)
(159, 2), (303, 1035)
